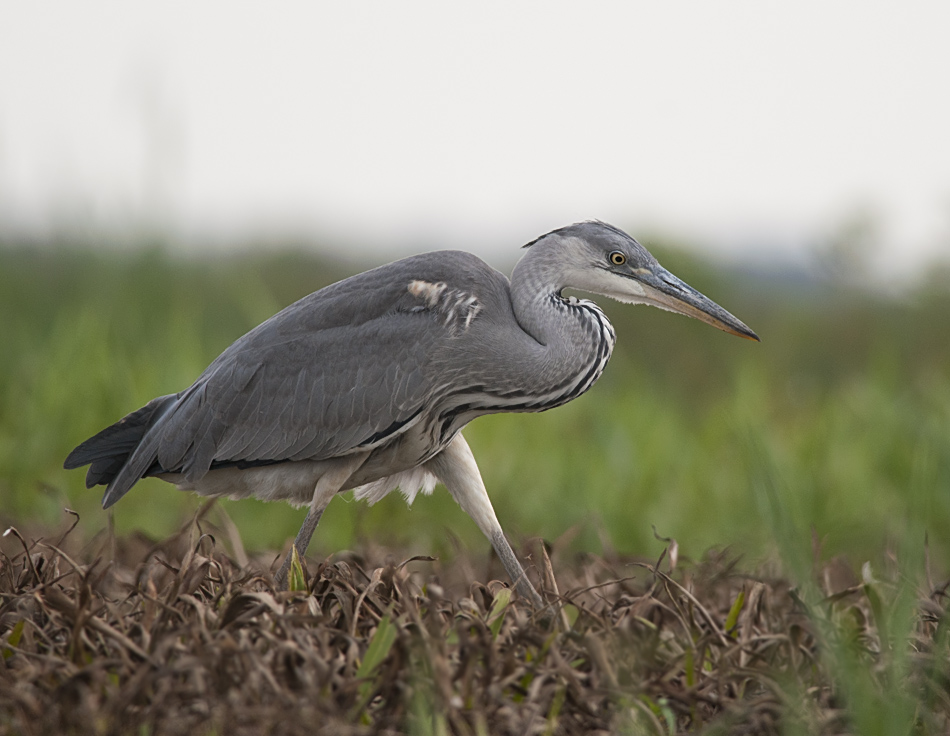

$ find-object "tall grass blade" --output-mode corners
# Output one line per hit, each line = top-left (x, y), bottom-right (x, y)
(288, 545), (307, 592)
(487, 588), (511, 639)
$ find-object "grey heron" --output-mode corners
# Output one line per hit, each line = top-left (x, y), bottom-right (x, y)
(65, 221), (758, 605)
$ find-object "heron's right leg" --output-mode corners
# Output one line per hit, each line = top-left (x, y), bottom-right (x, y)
(273, 453), (369, 589)
(425, 434), (545, 608)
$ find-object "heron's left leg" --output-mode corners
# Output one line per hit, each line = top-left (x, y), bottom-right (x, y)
(426, 433), (545, 608)
(274, 453), (369, 589)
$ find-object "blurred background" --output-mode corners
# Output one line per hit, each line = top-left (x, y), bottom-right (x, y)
(1, 2), (948, 575)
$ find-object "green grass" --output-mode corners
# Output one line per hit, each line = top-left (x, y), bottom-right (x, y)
(2, 237), (949, 581)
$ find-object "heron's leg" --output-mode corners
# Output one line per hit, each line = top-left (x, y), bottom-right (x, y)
(426, 434), (545, 608)
(274, 453), (369, 590)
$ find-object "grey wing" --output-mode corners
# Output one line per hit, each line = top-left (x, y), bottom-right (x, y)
(162, 312), (434, 477)
(102, 250), (504, 505)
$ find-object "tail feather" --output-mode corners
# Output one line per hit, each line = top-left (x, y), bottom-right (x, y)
(64, 394), (178, 503)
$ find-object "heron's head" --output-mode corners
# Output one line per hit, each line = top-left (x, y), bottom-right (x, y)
(522, 221), (759, 341)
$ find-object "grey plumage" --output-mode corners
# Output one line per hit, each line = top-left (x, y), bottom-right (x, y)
(65, 221), (758, 604)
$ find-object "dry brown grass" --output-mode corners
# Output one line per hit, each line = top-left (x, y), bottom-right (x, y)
(2, 509), (949, 735)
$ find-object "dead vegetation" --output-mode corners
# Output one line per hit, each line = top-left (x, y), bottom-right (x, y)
(1, 510), (949, 735)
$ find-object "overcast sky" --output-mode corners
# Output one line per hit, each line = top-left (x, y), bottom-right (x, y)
(1, 2), (948, 273)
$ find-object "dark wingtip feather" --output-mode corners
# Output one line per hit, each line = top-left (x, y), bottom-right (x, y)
(64, 419), (146, 472)
(64, 441), (95, 470)
(63, 395), (177, 494)
(102, 484), (123, 509)
(85, 456), (130, 488)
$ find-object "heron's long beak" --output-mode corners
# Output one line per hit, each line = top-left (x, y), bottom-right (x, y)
(633, 267), (760, 341)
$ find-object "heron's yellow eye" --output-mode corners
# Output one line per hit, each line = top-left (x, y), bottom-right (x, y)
(608, 251), (626, 266)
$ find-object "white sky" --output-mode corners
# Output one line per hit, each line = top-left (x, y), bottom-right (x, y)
(1, 1), (949, 272)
